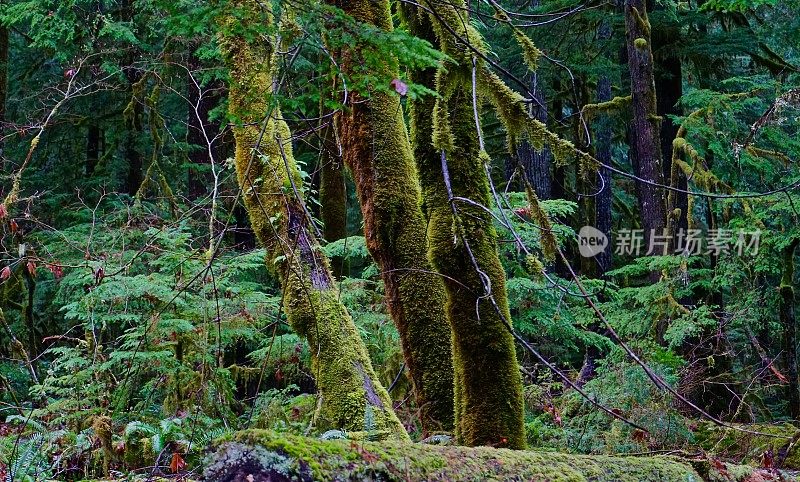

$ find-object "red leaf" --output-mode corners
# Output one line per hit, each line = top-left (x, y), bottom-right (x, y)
(9, 219), (18, 233)
(768, 363), (789, 383)
(514, 207), (531, 219)
(0, 203), (6, 219)
(390, 78), (408, 96)
(711, 458), (728, 477)
(762, 449), (774, 469)
(0, 266), (10, 281)
(48, 263), (63, 280)
(169, 452), (185, 474)
(26, 261), (36, 277)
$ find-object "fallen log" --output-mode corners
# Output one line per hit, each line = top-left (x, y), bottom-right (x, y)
(202, 430), (789, 481)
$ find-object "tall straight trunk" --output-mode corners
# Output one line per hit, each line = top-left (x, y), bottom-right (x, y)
(518, 72), (552, 199)
(578, 28), (614, 387)
(625, 0), (666, 249)
(318, 114), (349, 277)
(404, 5), (525, 448)
(595, 21), (614, 276)
(653, 25), (689, 246)
(327, 0), (454, 433)
(219, 2), (406, 438)
(121, 0), (143, 195)
(781, 239), (800, 420)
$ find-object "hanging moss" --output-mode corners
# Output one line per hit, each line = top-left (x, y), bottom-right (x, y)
(326, 0), (455, 433)
(521, 178), (557, 262)
(491, 8), (543, 72)
(218, 0), (406, 439)
(581, 95), (632, 121)
(203, 429), (778, 481)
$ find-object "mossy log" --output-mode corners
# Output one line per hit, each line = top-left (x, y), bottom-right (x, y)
(693, 421), (800, 469)
(218, 1), (406, 438)
(326, 0), (454, 433)
(202, 430), (784, 481)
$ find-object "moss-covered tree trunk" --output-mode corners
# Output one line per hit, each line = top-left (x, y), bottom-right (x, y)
(318, 112), (349, 277)
(326, 0), (454, 433)
(121, 0), (144, 195)
(781, 239), (800, 420)
(218, 1), (406, 439)
(625, 0), (666, 250)
(653, 20), (688, 247)
(404, 5), (526, 449)
(204, 430), (766, 482)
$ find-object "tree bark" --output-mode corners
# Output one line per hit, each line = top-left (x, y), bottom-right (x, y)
(781, 239), (800, 420)
(625, 0), (666, 250)
(595, 22), (614, 277)
(326, 0), (455, 433)
(517, 72), (552, 199)
(121, 0), (144, 195)
(204, 430), (754, 482)
(652, 17), (688, 248)
(318, 113), (348, 277)
(404, 5), (526, 449)
(219, 1), (407, 438)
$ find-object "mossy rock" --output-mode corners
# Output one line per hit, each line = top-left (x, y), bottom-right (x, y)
(200, 429), (784, 481)
(693, 421), (800, 469)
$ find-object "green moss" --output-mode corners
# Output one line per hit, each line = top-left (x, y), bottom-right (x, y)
(692, 422), (800, 469)
(325, 0), (454, 433)
(407, 4), (526, 448)
(206, 429), (712, 481)
(634, 37), (648, 49)
(318, 118), (348, 244)
(581, 95), (632, 121)
(219, 0), (406, 440)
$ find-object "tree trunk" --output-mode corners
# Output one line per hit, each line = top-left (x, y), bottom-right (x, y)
(204, 430), (756, 482)
(518, 72), (552, 199)
(781, 239), (800, 420)
(595, 21), (614, 277)
(405, 5), (526, 449)
(652, 18), (688, 249)
(219, 1), (407, 439)
(625, 0), (666, 251)
(318, 113), (349, 277)
(121, 0), (143, 195)
(327, 0), (454, 433)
